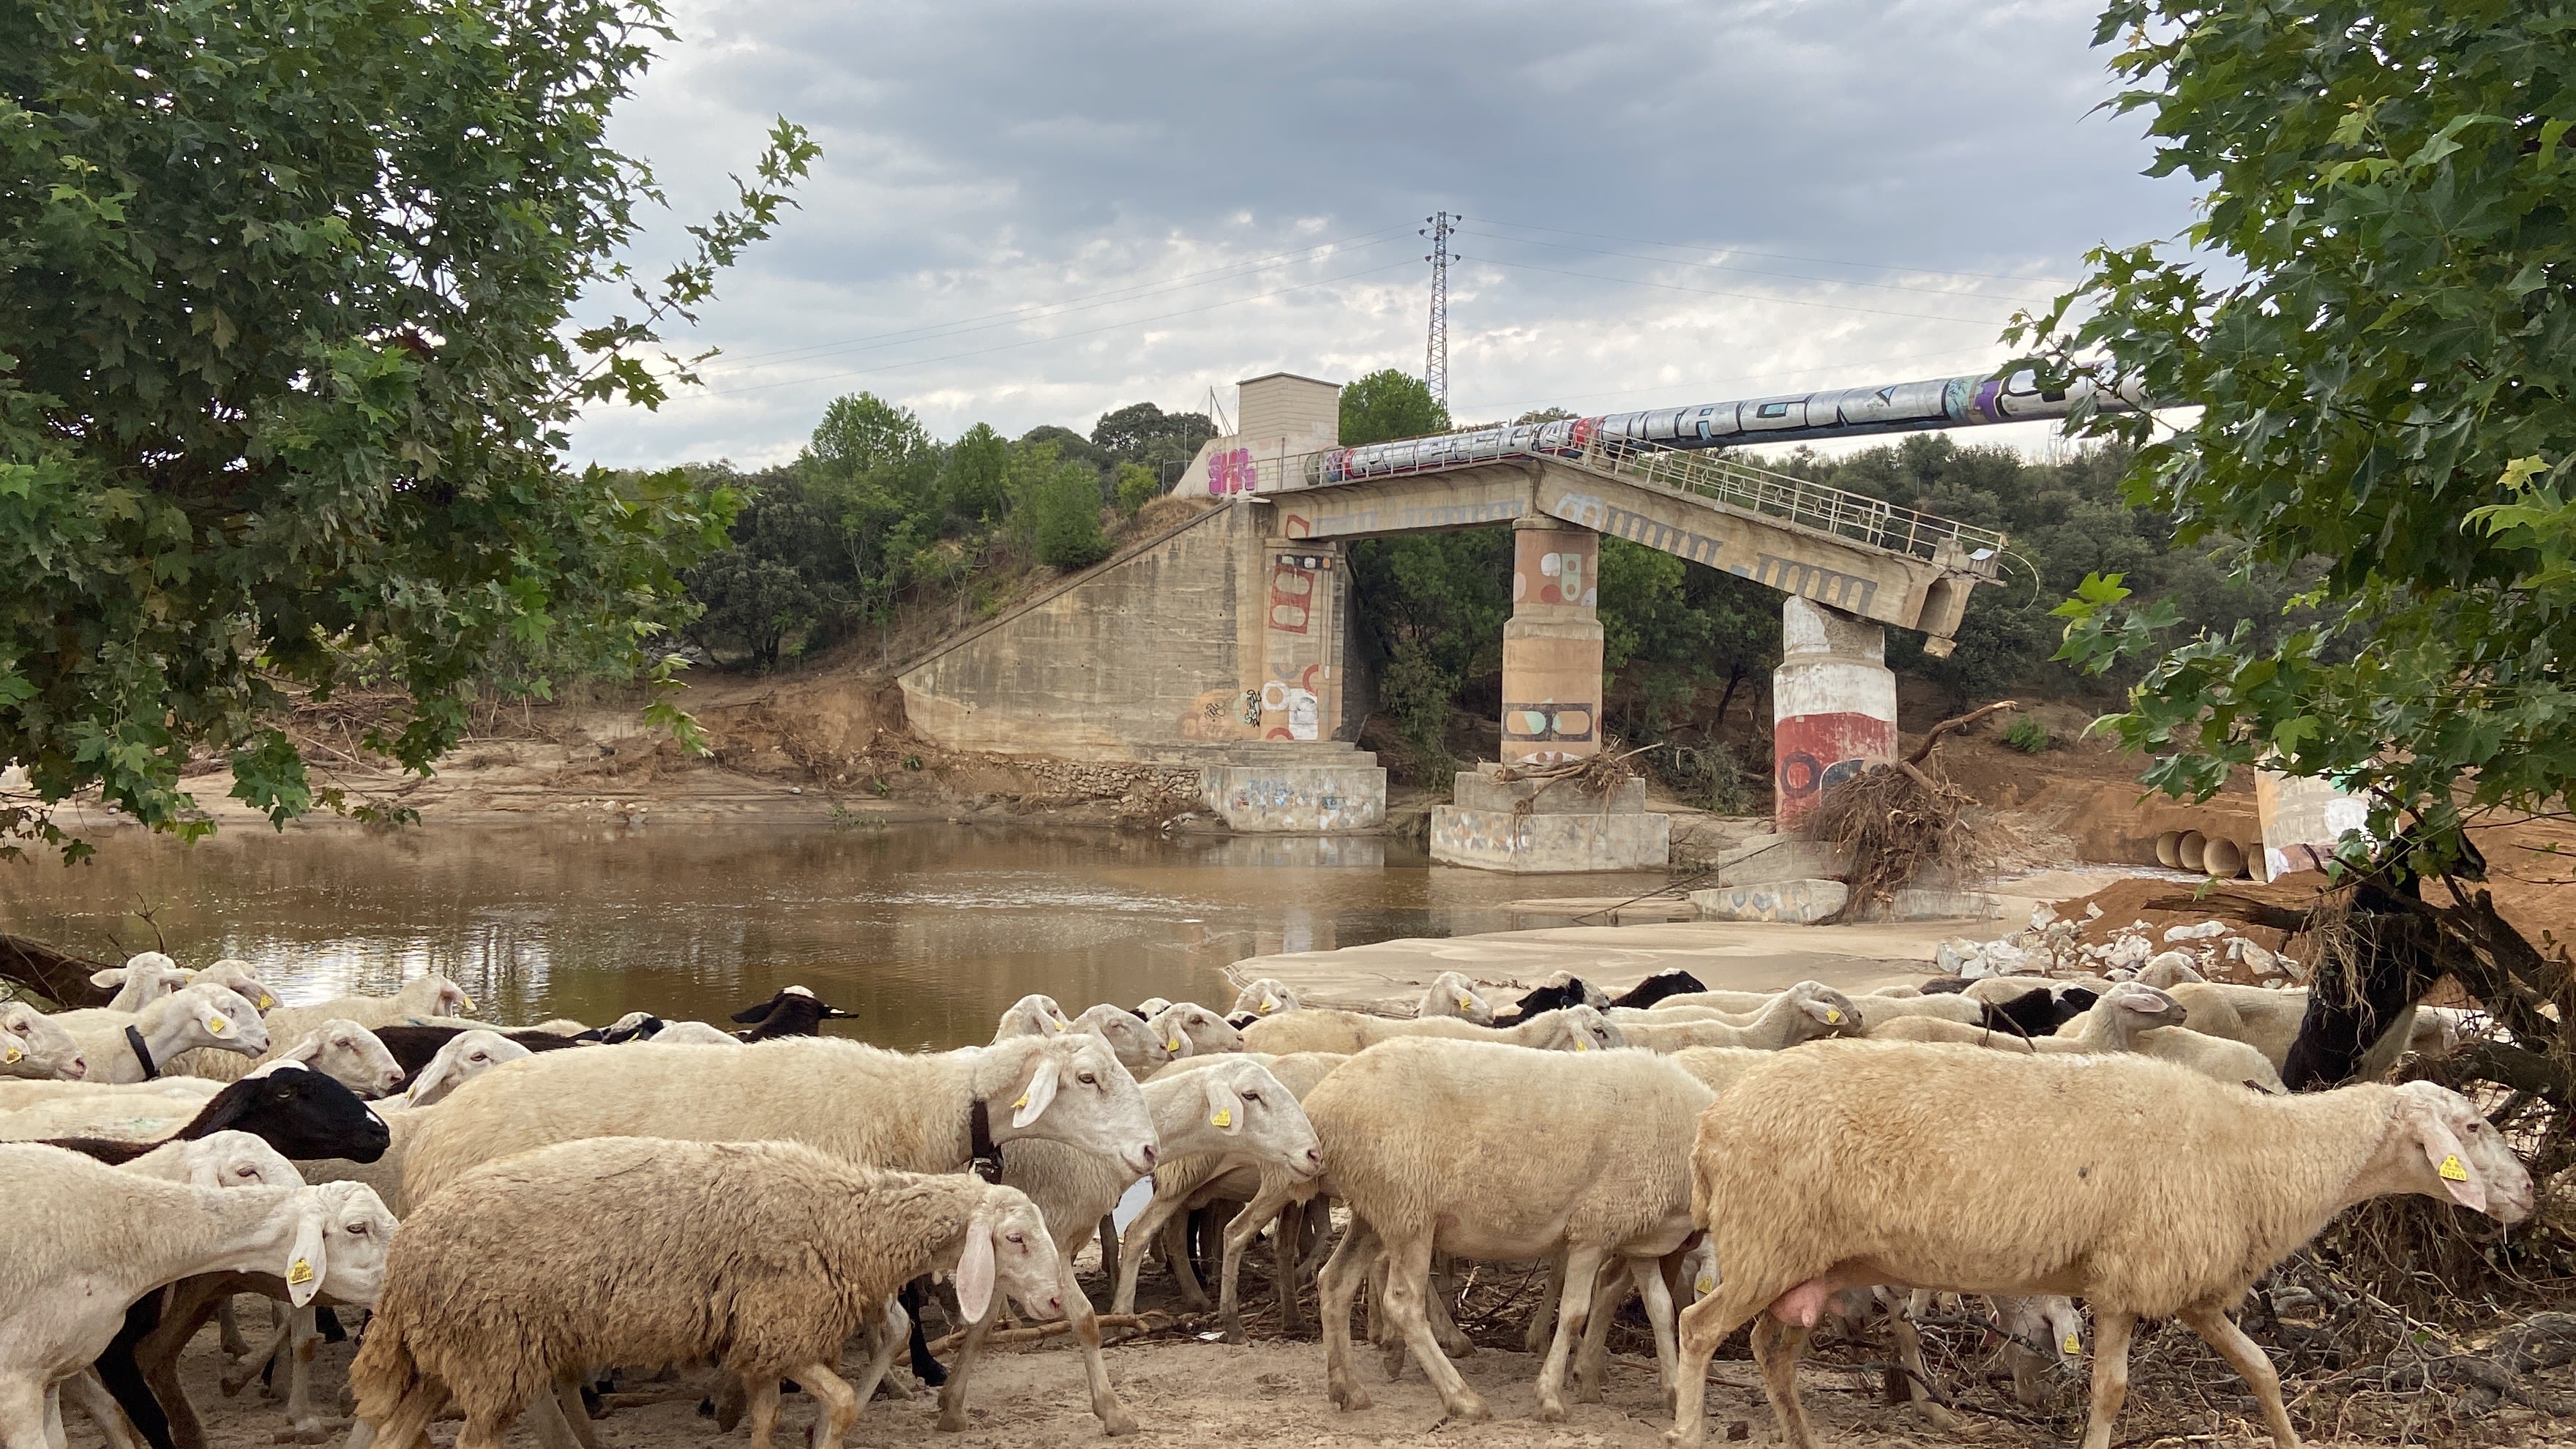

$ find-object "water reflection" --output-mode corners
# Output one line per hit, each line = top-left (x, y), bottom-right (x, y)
(1, 822), (1665, 1049)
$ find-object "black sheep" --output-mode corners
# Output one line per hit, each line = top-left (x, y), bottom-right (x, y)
(1606, 970), (1708, 1010)
(729, 984), (856, 1041)
(370, 1022), (584, 1076)
(1489, 978), (1598, 1027)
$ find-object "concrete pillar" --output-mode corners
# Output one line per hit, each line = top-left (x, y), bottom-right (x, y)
(1772, 595), (1896, 830)
(1255, 538), (1342, 741)
(1499, 517), (1601, 764)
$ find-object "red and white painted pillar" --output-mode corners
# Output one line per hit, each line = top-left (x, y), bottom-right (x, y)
(1772, 595), (1896, 829)
(1499, 517), (1602, 764)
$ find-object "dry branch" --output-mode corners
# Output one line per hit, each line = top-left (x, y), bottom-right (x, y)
(0, 931), (112, 1008)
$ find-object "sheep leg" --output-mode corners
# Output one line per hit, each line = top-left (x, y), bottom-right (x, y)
(358, 1385), (443, 1449)
(219, 1323), (291, 1399)
(2077, 1309), (2135, 1449)
(59, 1371), (144, 1449)
(1387, 1232), (1485, 1421)
(1636, 1256), (1682, 1409)
(137, 1280), (229, 1449)
(1094, 1213), (1119, 1290)
(454, 1409), (507, 1449)
(1161, 1213), (1210, 1309)
(42, 1386), (67, 1449)
(1666, 1285), (1764, 1448)
(934, 1300), (996, 1432)
(520, 1377), (590, 1449)
(1573, 1262), (1630, 1402)
(741, 1378), (780, 1449)
(1110, 1192), (1185, 1314)
(1882, 1297), (1958, 1429)
(1536, 1244), (1610, 1422)
(1749, 1314), (1821, 1449)
(783, 1363), (854, 1449)
(1524, 1254), (1565, 1354)
(1318, 1216), (1380, 1411)
(1060, 1255), (1139, 1437)
(2179, 1306), (2296, 1449)
(218, 1301), (250, 1361)
(1216, 1177), (1294, 1344)
(845, 1302), (905, 1412)
(277, 1307), (333, 1441)
(1272, 1201), (1307, 1336)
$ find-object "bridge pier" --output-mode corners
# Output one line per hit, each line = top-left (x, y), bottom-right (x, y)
(1771, 596), (1898, 831)
(1430, 517), (1670, 872)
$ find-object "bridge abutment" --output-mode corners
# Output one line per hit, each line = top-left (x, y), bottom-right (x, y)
(1771, 595), (1898, 831)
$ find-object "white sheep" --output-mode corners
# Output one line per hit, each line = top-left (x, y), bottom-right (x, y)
(1229, 978), (1301, 1018)
(1667, 1040), (2535, 1449)
(0, 1002), (87, 1082)
(990, 992), (1074, 1040)
(45, 982), (269, 1085)
(1412, 972), (1493, 1025)
(1306, 1038), (1712, 1423)
(0, 1078), (220, 1117)
(1071, 1002), (1172, 1079)
(168, 975), (474, 1084)
(0, 1019), (408, 1142)
(350, 1139), (1063, 1449)
(1134, 996), (1174, 1017)
(0, 1146), (396, 1449)
(1615, 984), (1861, 1052)
(2048, 983), (2288, 1090)
(1145, 1001), (1240, 1057)
(984, 1058), (1318, 1434)
(1239, 1003), (1622, 1056)
(89, 953), (192, 1011)
(642, 1020), (744, 1046)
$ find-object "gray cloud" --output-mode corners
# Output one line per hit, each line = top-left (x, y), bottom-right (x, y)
(569, 0), (2193, 468)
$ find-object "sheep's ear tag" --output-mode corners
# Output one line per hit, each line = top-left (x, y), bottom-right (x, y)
(2062, 1333), (2083, 1355)
(258, 995), (276, 1010)
(2438, 1153), (2469, 1183)
(1695, 1274), (1714, 1295)
(286, 1258), (314, 1288)
(1164, 1037), (1181, 1052)
(1457, 995), (1476, 1011)
(1209, 1106), (1232, 1128)
(207, 1014), (232, 1036)
(1824, 1008), (1843, 1025)
(1572, 1038), (1590, 1052)
(1, 1044), (19, 1065)
(1012, 1093), (1030, 1112)
(1052, 1018), (1067, 1032)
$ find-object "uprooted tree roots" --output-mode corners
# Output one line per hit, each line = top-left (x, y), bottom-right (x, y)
(1799, 703), (2018, 924)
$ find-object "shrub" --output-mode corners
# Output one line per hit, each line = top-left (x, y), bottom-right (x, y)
(2002, 716), (2056, 754)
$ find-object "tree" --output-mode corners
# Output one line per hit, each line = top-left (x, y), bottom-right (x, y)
(2029, 1), (2575, 1094)
(1338, 370), (1452, 446)
(799, 393), (942, 637)
(1027, 464), (1112, 570)
(0, 0), (815, 858)
(1090, 401), (1215, 482)
(940, 424), (1011, 526)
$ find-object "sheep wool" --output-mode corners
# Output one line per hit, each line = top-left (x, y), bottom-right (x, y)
(1668, 1039), (2534, 1449)
(351, 1138), (1057, 1449)
(1239, 1004), (1620, 1056)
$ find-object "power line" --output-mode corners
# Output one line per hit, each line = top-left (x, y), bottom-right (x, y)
(1451, 226), (2064, 303)
(1455, 252), (2021, 327)
(703, 225), (1414, 375)
(1422, 211), (1453, 406)
(687, 258), (1420, 400)
(1461, 215), (2076, 285)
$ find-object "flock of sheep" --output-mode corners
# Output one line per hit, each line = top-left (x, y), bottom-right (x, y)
(0, 946), (2535, 1449)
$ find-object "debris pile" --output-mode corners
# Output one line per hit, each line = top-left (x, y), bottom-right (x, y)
(1934, 902), (2304, 986)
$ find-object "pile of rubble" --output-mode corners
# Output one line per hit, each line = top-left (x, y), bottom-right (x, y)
(1934, 902), (2304, 986)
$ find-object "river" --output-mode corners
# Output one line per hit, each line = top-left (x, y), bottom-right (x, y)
(0, 823), (1666, 1048)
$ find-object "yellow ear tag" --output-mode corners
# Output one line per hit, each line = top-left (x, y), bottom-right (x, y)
(258, 995), (276, 1010)
(1210, 1107), (1232, 1128)
(1457, 995), (1476, 1011)
(207, 1014), (231, 1035)
(2062, 1332), (2082, 1355)
(1824, 1008), (1843, 1025)
(286, 1259), (314, 1288)
(2438, 1153), (2468, 1183)
(1012, 1093), (1030, 1111)
(1572, 1038), (1590, 1052)
(1258, 1000), (1276, 1014)
(460, 996), (477, 1014)
(1052, 1019), (1068, 1032)
(1, 1044), (19, 1065)
(1165, 1037), (1181, 1052)
(1695, 1274), (1715, 1296)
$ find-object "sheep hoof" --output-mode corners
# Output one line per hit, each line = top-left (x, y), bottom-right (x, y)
(1535, 1401), (1567, 1424)
(1327, 1383), (1371, 1412)
(1442, 1395), (1489, 1424)
(1095, 1407), (1139, 1437)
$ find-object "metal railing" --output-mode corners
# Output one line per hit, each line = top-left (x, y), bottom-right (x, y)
(1576, 435), (2007, 566)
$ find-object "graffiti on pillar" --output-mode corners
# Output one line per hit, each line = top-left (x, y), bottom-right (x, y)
(1268, 554), (1322, 634)
(1752, 555), (1879, 613)
(1512, 549), (1591, 606)
(1206, 447), (1259, 497)
(1773, 710), (1898, 823)
(1502, 701), (1595, 749)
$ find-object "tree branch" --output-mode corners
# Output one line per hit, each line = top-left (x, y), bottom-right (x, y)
(1906, 700), (2018, 765)
(0, 932), (113, 1008)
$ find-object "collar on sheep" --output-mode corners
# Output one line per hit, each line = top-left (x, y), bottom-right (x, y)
(967, 1098), (1003, 1183)
(124, 1025), (161, 1080)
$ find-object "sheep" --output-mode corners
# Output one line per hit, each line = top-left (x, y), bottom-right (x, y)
(0, 1079), (220, 1117)
(1489, 972), (1609, 1025)
(1306, 1038), (1712, 1423)
(2164, 981), (2307, 1066)
(89, 954), (192, 1011)
(1614, 984), (1861, 1052)
(2135, 951), (2206, 988)
(366, 1024), (584, 1077)
(1239, 1003), (1623, 1056)
(3, 1020), (404, 1140)
(983, 1058), (1318, 1432)
(1666, 1041), (2535, 1449)
(991, 992), (1074, 1040)
(1071, 1002), (1172, 1079)
(642, 1020), (743, 1046)
(0, 1148), (395, 1449)
(348, 1139), (1063, 1449)
(1109, 1053), (1351, 1338)
(168, 975), (474, 1083)
(1134, 996), (1174, 1017)
(1866, 1016), (2042, 1050)
(1146, 1001), (1240, 1057)
(1606, 970), (1708, 1010)
(0, 1001), (88, 1081)
(1229, 978), (1301, 1018)
(1412, 972), (1493, 1025)
(46, 983), (270, 1085)
(727, 984), (855, 1041)
(2044, 983), (2288, 1090)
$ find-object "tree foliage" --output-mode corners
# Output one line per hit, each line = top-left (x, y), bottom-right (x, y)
(2025, 0), (2575, 875)
(0, 0), (815, 858)
(1338, 370), (1451, 447)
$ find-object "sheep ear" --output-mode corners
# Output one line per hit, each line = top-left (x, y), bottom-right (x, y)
(280, 1035), (324, 1065)
(285, 1199), (328, 1308)
(1800, 997), (1846, 1027)
(2411, 1109), (2487, 1213)
(1011, 1057), (1060, 1129)
(1165, 1025), (1193, 1057)
(1202, 1071), (1244, 1135)
(203, 1004), (237, 1038)
(954, 1211), (997, 1324)
(187, 1154), (225, 1191)
(403, 1056), (460, 1107)
(91, 968), (129, 989)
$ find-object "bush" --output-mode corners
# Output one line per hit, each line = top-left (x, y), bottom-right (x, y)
(1114, 462), (1161, 514)
(2001, 716), (2056, 754)
(1028, 462), (1112, 570)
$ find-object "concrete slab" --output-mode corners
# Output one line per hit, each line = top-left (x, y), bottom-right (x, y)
(1690, 878), (1850, 924)
(1883, 887), (2007, 921)
(1429, 805), (1671, 872)
(1452, 769), (1650, 815)
(1502, 896), (1702, 928)
(1202, 762), (1386, 833)
(1713, 832), (1851, 886)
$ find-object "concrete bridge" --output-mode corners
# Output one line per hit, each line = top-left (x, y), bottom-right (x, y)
(898, 369), (2111, 869)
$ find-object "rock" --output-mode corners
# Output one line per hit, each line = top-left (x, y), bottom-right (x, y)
(2083, 902), (2104, 921)
(1934, 938), (1981, 976)
(2163, 920), (2230, 942)
(1690, 879), (1850, 926)
(2104, 935), (2154, 970)
(2029, 904), (2059, 931)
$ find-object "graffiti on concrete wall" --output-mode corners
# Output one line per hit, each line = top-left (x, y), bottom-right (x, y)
(1206, 446), (1259, 497)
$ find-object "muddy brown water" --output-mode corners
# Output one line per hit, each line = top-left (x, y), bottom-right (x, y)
(0, 823), (1667, 1048)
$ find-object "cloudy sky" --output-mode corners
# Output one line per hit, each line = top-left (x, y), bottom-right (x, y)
(566, 0), (2196, 471)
